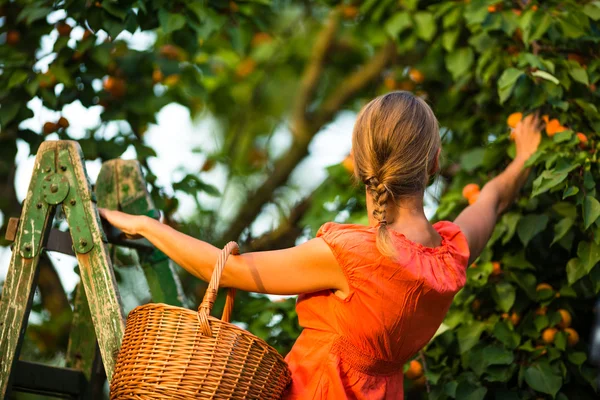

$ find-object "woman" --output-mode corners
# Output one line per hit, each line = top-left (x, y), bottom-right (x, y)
(100, 91), (541, 399)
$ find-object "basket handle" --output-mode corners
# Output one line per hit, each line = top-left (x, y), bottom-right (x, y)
(197, 241), (239, 336)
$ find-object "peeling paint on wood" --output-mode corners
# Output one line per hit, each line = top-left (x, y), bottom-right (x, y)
(0, 142), (56, 397)
(96, 159), (186, 306)
(65, 283), (97, 381)
(58, 141), (125, 381)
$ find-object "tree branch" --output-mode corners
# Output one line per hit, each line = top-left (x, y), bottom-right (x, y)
(218, 35), (395, 245)
(315, 39), (396, 127)
(291, 10), (340, 140)
(244, 196), (312, 252)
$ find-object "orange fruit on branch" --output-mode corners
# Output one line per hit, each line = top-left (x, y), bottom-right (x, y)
(57, 117), (69, 129)
(542, 328), (557, 344)
(103, 76), (126, 97)
(468, 191), (479, 205)
(536, 283), (553, 292)
(342, 154), (354, 174)
(545, 119), (567, 137)
(507, 112), (523, 128)
(510, 312), (521, 326)
(384, 77), (396, 90)
(251, 32), (272, 47)
(43, 122), (58, 135)
(152, 68), (163, 84)
(564, 328), (579, 347)
(236, 58), (256, 78)
(342, 5), (359, 19)
(57, 21), (72, 37)
(577, 132), (588, 148)
(535, 306), (547, 316)
(408, 68), (425, 84)
(405, 360), (423, 380)
(491, 261), (502, 276)
(462, 183), (480, 200)
(6, 30), (21, 46)
(557, 309), (571, 329)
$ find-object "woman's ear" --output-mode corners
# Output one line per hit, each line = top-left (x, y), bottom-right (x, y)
(429, 148), (441, 176)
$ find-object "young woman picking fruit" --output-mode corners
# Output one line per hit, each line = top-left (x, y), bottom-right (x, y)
(100, 91), (542, 399)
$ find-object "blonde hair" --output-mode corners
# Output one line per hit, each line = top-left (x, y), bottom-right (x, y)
(352, 91), (441, 259)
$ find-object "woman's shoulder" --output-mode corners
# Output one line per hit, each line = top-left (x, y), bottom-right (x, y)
(316, 221), (372, 237)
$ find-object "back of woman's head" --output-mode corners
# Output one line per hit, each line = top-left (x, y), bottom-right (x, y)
(351, 91), (441, 259)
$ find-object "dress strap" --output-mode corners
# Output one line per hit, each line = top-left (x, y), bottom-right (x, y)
(330, 336), (403, 376)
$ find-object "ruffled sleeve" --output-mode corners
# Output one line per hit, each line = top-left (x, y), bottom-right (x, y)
(433, 221), (470, 269)
(316, 222), (361, 300)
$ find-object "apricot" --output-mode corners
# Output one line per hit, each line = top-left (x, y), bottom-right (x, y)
(557, 309), (571, 329)
(405, 360), (423, 380)
(564, 328), (579, 347)
(507, 112), (523, 129)
(541, 328), (557, 344)
(462, 183), (480, 200)
(408, 68), (425, 84)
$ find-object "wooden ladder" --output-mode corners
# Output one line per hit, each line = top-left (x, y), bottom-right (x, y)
(0, 140), (185, 399)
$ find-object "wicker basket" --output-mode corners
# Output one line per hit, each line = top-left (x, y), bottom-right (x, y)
(110, 242), (292, 399)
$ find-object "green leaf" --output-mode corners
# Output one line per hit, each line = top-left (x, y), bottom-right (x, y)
(442, 29), (460, 51)
(8, 71), (28, 89)
(385, 12), (412, 37)
(483, 345), (514, 365)
(502, 212), (521, 245)
(159, 10), (186, 33)
(569, 65), (589, 86)
(457, 321), (486, 354)
(446, 47), (474, 81)
(552, 218), (574, 246)
(460, 147), (484, 172)
(492, 282), (516, 312)
(524, 363), (562, 397)
(523, 13), (552, 44)
(0, 103), (20, 127)
(563, 187), (579, 199)
(552, 130), (573, 143)
(532, 170), (568, 197)
(532, 70), (559, 85)
(568, 352), (587, 365)
(584, 2), (600, 20)
(578, 241), (600, 273)
(414, 12), (437, 41)
(498, 68), (524, 104)
(566, 258), (586, 285)
(102, 2), (127, 20)
(493, 321), (521, 349)
(583, 196), (600, 230)
(517, 214), (549, 246)
(455, 381), (487, 400)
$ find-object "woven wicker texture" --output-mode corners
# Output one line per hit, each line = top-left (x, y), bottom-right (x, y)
(110, 242), (292, 399)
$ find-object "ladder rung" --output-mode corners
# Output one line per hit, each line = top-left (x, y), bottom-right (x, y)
(12, 360), (88, 398)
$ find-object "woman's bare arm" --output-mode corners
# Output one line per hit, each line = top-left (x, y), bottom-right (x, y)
(99, 209), (348, 296)
(454, 114), (542, 264)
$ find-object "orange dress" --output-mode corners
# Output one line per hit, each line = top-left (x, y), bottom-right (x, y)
(282, 221), (470, 399)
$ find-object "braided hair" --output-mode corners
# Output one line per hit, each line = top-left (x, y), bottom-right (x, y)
(352, 91), (440, 259)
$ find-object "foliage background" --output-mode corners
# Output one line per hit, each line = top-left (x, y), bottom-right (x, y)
(1, 0), (600, 398)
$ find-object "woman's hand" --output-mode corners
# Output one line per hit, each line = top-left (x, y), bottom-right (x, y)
(98, 208), (147, 239)
(513, 113), (542, 161)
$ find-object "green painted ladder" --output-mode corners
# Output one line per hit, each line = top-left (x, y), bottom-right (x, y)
(0, 140), (185, 399)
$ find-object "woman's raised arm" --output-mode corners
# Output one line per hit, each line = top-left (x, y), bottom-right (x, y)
(454, 114), (542, 264)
